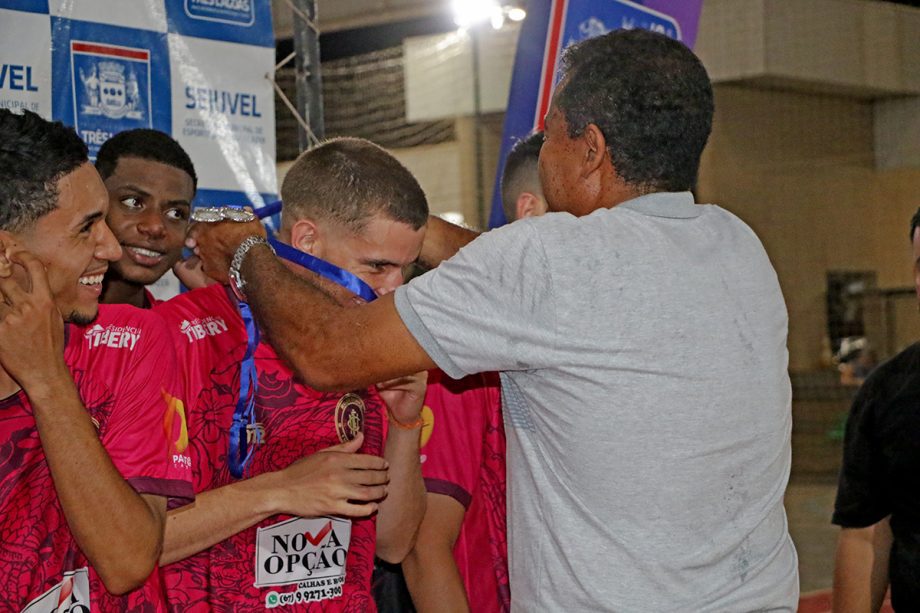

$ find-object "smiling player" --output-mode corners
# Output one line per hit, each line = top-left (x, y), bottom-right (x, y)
(96, 129), (197, 308)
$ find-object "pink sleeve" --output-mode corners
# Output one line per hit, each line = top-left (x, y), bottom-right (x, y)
(420, 374), (498, 509)
(101, 313), (194, 501)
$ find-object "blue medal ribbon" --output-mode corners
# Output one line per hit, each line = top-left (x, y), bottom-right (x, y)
(227, 201), (377, 478)
(228, 301), (261, 478)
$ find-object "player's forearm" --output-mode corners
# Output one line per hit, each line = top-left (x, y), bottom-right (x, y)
(418, 215), (480, 269)
(833, 523), (892, 613)
(162, 471), (283, 565)
(402, 542), (470, 613)
(375, 427), (426, 563)
(28, 374), (164, 594)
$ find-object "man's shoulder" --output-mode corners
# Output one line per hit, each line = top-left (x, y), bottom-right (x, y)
(155, 284), (234, 319)
(863, 342), (920, 391)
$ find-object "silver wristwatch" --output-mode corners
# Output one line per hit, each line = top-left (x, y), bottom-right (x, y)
(229, 236), (273, 302)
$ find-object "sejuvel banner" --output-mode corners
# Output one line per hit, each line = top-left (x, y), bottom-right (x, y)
(0, 0), (277, 213)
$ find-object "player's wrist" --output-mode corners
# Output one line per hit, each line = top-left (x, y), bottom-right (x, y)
(386, 408), (425, 431)
(18, 362), (74, 401)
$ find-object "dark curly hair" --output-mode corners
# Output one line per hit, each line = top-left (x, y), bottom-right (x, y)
(0, 110), (88, 232)
(96, 128), (197, 192)
(556, 29), (714, 193)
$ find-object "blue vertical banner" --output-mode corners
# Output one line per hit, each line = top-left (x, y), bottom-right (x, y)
(488, 0), (704, 228)
(1, 0), (277, 211)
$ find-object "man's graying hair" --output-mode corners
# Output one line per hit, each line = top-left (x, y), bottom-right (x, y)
(556, 29), (714, 193)
(0, 110), (88, 232)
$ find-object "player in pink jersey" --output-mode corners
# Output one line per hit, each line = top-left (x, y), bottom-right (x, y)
(158, 137), (428, 611)
(0, 109), (193, 611)
(399, 136), (543, 613)
(401, 371), (508, 612)
(96, 129), (198, 309)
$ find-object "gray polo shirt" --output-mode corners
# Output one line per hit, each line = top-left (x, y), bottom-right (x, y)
(395, 192), (798, 611)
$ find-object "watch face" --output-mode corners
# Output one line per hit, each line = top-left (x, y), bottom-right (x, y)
(229, 268), (247, 302)
(190, 207), (225, 223)
(223, 208), (257, 223)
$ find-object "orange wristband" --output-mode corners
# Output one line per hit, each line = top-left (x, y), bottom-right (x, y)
(387, 409), (425, 430)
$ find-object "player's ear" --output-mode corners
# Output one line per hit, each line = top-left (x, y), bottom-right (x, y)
(289, 218), (321, 256)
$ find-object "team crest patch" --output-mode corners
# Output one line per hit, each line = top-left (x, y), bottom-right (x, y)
(334, 393), (365, 443)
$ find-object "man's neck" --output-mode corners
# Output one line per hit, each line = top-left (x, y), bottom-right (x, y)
(0, 366), (21, 400)
(101, 278), (147, 309)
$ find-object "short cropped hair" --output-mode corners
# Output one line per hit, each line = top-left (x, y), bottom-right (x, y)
(281, 137), (428, 232)
(96, 129), (197, 192)
(910, 208), (920, 241)
(501, 131), (544, 222)
(556, 29), (714, 193)
(0, 110), (88, 232)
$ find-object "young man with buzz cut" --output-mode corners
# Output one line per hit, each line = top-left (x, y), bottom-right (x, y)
(0, 109), (192, 611)
(157, 137), (428, 611)
(95, 128), (197, 308)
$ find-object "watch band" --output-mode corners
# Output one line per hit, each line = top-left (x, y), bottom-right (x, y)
(229, 236), (272, 302)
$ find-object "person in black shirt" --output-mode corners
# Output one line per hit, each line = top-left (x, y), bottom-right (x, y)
(833, 206), (920, 611)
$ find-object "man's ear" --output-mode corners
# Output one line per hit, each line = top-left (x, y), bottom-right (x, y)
(581, 123), (608, 177)
(0, 231), (16, 276)
(516, 192), (545, 219)
(288, 218), (321, 255)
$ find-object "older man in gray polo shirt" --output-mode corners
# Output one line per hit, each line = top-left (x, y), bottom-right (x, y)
(189, 29), (798, 611)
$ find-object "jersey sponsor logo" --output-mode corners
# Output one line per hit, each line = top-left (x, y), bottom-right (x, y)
(21, 568), (91, 613)
(83, 323), (142, 350)
(334, 394), (365, 443)
(179, 316), (228, 343)
(255, 516), (351, 591)
(162, 390), (190, 456)
(184, 0), (255, 26)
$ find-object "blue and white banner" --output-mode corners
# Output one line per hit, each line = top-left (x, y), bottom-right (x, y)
(488, 0), (704, 227)
(1, 0), (277, 211)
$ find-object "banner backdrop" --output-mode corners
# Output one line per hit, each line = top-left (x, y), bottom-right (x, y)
(0, 0), (277, 212)
(488, 0), (704, 228)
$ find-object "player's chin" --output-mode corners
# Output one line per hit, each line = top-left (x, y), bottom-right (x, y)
(67, 306), (100, 326)
(118, 260), (173, 286)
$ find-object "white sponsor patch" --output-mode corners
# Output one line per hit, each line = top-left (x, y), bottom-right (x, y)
(179, 316), (228, 343)
(255, 516), (351, 592)
(21, 568), (91, 613)
(83, 323), (142, 350)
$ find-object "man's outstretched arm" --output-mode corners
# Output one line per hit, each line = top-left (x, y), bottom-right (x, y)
(418, 215), (479, 269)
(189, 220), (434, 391)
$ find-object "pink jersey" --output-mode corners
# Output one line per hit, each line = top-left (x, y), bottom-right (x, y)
(420, 370), (508, 612)
(156, 284), (386, 612)
(0, 304), (193, 612)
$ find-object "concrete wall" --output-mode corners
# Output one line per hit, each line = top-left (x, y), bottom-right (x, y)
(697, 84), (920, 371)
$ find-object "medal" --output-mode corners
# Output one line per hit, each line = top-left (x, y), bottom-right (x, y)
(190, 206), (257, 223)
(335, 393), (366, 443)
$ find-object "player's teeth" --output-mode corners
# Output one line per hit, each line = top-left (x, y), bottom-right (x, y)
(131, 247), (162, 257)
(79, 274), (103, 285)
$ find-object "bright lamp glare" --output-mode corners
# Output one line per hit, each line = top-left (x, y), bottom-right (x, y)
(508, 7), (526, 21)
(452, 0), (501, 28)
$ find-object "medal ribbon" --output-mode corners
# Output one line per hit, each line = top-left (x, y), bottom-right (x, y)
(256, 201), (377, 303)
(227, 201), (377, 478)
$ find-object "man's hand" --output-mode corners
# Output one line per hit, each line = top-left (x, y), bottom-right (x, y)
(265, 432), (390, 518)
(0, 245), (67, 390)
(172, 254), (218, 290)
(186, 216), (266, 283)
(377, 371), (428, 426)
